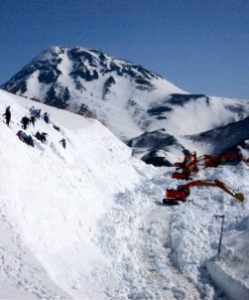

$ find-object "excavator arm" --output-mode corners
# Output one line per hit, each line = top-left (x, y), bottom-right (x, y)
(172, 152), (249, 180)
(173, 152), (197, 169)
(163, 179), (244, 205)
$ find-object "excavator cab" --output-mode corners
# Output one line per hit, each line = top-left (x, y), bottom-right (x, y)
(163, 185), (190, 205)
(171, 171), (190, 180)
(172, 152), (249, 180)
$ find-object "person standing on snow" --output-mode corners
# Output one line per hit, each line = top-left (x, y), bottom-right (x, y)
(30, 115), (36, 126)
(3, 106), (11, 127)
(59, 138), (66, 149)
(21, 116), (30, 130)
(43, 112), (50, 124)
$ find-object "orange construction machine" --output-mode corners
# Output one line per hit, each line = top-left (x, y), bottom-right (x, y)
(163, 179), (244, 205)
(172, 152), (249, 180)
(172, 151), (198, 180)
(194, 152), (249, 168)
(173, 151), (197, 169)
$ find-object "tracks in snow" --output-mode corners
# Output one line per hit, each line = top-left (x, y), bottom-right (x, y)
(96, 172), (201, 299)
(133, 173), (201, 300)
(138, 204), (200, 299)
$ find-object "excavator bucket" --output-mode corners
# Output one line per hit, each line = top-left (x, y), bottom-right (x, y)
(234, 193), (244, 202)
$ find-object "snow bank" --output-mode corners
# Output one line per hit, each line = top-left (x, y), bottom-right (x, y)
(207, 220), (249, 300)
(169, 164), (249, 298)
(0, 89), (156, 298)
(207, 259), (249, 300)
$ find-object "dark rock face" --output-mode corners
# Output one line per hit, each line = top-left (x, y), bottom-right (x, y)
(168, 94), (208, 106)
(187, 116), (249, 155)
(147, 106), (172, 116)
(45, 86), (70, 109)
(103, 76), (115, 99)
(141, 152), (172, 167)
(2, 52), (62, 94)
(128, 128), (176, 149)
(128, 129), (185, 166)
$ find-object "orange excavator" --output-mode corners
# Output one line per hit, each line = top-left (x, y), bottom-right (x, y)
(172, 152), (249, 180)
(172, 151), (198, 180)
(163, 179), (244, 205)
(173, 151), (197, 169)
(193, 152), (249, 168)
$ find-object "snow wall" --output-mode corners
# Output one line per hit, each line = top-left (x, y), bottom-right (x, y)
(207, 222), (249, 300)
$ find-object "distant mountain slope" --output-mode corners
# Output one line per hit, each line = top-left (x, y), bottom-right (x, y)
(128, 128), (186, 166)
(128, 94), (249, 163)
(2, 46), (249, 164)
(187, 116), (249, 155)
(1, 46), (184, 140)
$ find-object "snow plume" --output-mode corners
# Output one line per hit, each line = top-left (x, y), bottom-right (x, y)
(186, 115), (249, 155)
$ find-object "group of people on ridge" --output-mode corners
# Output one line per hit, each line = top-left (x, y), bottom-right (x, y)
(2, 105), (66, 149)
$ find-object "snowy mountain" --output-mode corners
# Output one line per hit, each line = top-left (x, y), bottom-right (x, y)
(2, 46), (249, 165)
(1, 46), (184, 141)
(185, 115), (249, 156)
(0, 88), (249, 299)
(128, 128), (185, 166)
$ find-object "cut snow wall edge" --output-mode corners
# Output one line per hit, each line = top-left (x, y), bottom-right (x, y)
(206, 259), (249, 300)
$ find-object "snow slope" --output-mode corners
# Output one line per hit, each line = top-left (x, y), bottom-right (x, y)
(0, 89), (202, 299)
(0, 89), (152, 298)
(207, 227), (249, 300)
(0, 88), (249, 299)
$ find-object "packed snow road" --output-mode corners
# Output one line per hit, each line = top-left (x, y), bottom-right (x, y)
(94, 169), (201, 299)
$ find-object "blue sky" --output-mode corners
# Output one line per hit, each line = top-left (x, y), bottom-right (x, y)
(0, 0), (248, 98)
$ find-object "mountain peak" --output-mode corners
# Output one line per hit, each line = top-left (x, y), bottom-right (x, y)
(1, 46), (185, 139)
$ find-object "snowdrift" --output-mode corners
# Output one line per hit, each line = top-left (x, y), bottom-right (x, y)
(207, 220), (249, 300)
(0, 89), (157, 298)
(168, 164), (249, 299)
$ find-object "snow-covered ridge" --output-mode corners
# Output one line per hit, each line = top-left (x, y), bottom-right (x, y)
(0, 89), (156, 298)
(1, 46), (186, 151)
(1, 46), (184, 112)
